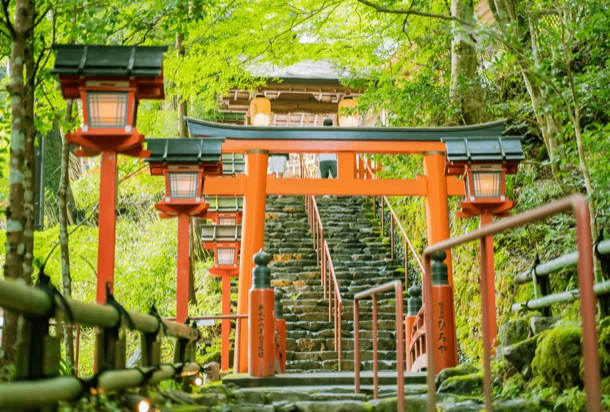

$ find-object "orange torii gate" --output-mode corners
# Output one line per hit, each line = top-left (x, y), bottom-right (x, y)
(185, 117), (523, 374)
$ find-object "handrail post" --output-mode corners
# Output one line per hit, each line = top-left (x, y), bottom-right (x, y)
(405, 241), (409, 287)
(372, 294), (378, 399)
(335, 302), (343, 372)
(395, 281), (405, 412)
(381, 201), (385, 234)
(405, 285), (422, 371)
(328, 261), (333, 322)
(354, 300), (361, 393)
(353, 281), (404, 411)
(390, 218), (395, 260)
(373, 196), (377, 218)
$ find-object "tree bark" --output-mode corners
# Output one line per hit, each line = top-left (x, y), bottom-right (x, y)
(450, 0), (483, 125)
(58, 100), (75, 371)
(1, 0), (36, 367)
(22, 1), (37, 284)
(176, 33), (188, 137)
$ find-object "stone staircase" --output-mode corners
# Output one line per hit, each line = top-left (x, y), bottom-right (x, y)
(264, 196), (406, 373)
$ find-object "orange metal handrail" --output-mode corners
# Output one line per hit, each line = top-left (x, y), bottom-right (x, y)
(304, 195), (344, 370)
(423, 195), (600, 412)
(300, 156), (344, 371)
(359, 155), (429, 371)
(354, 280), (405, 412)
(323, 241), (343, 369)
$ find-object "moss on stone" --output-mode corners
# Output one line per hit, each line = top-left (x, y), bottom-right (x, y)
(531, 323), (583, 390)
(500, 373), (526, 399)
(438, 372), (483, 396)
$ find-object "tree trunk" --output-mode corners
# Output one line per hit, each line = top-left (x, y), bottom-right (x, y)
(450, 0), (483, 124)
(58, 100), (75, 371)
(1, 0), (36, 367)
(22, 2), (37, 284)
(176, 33), (189, 137)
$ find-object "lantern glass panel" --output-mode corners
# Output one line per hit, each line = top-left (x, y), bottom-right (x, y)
(169, 173), (199, 198)
(217, 248), (235, 265)
(472, 171), (501, 198)
(219, 218), (236, 225)
(87, 92), (129, 128)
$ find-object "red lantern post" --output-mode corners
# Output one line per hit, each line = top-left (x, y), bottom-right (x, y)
(444, 137), (524, 350)
(52, 45), (167, 303)
(146, 138), (225, 323)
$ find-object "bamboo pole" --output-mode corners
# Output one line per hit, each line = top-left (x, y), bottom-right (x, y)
(0, 277), (198, 341)
(512, 279), (610, 312)
(514, 239), (610, 285)
(0, 363), (202, 408)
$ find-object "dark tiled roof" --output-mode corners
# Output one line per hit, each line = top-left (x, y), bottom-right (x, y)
(52, 45), (168, 77)
(145, 138), (225, 164)
(442, 137), (524, 162)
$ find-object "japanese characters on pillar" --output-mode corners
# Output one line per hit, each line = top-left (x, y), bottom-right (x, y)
(52, 44), (167, 304)
(431, 251), (457, 372)
(249, 249), (276, 377)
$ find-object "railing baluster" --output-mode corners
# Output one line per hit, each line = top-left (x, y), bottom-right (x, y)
(353, 281), (404, 412)
(372, 294), (378, 399)
(381, 201), (385, 234)
(390, 217), (395, 260)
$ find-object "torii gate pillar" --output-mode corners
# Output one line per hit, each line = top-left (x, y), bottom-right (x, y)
(235, 149), (269, 373)
(424, 151), (458, 369)
(424, 151), (453, 284)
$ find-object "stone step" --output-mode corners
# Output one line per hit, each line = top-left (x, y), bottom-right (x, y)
(284, 310), (399, 323)
(284, 304), (402, 316)
(282, 298), (406, 309)
(289, 350), (397, 362)
(287, 336), (397, 353)
(223, 370), (427, 388)
(286, 359), (398, 372)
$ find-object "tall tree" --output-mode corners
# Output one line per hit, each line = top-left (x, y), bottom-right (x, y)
(176, 32), (188, 137)
(1, 0), (36, 366)
(450, 0), (483, 124)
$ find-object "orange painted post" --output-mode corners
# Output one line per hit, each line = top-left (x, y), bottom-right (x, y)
(221, 276), (232, 371)
(423, 152), (453, 285)
(275, 289), (287, 373)
(337, 152), (356, 180)
(236, 149), (269, 373)
(405, 285), (422, 371)
(430, 251), (457, 372)
(248, 250), (276, 377)
(480, 212), (497, 349)
(97, 150), (118, 304)
(424, 152), (457, 369)
(176, 213), (191, 323)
